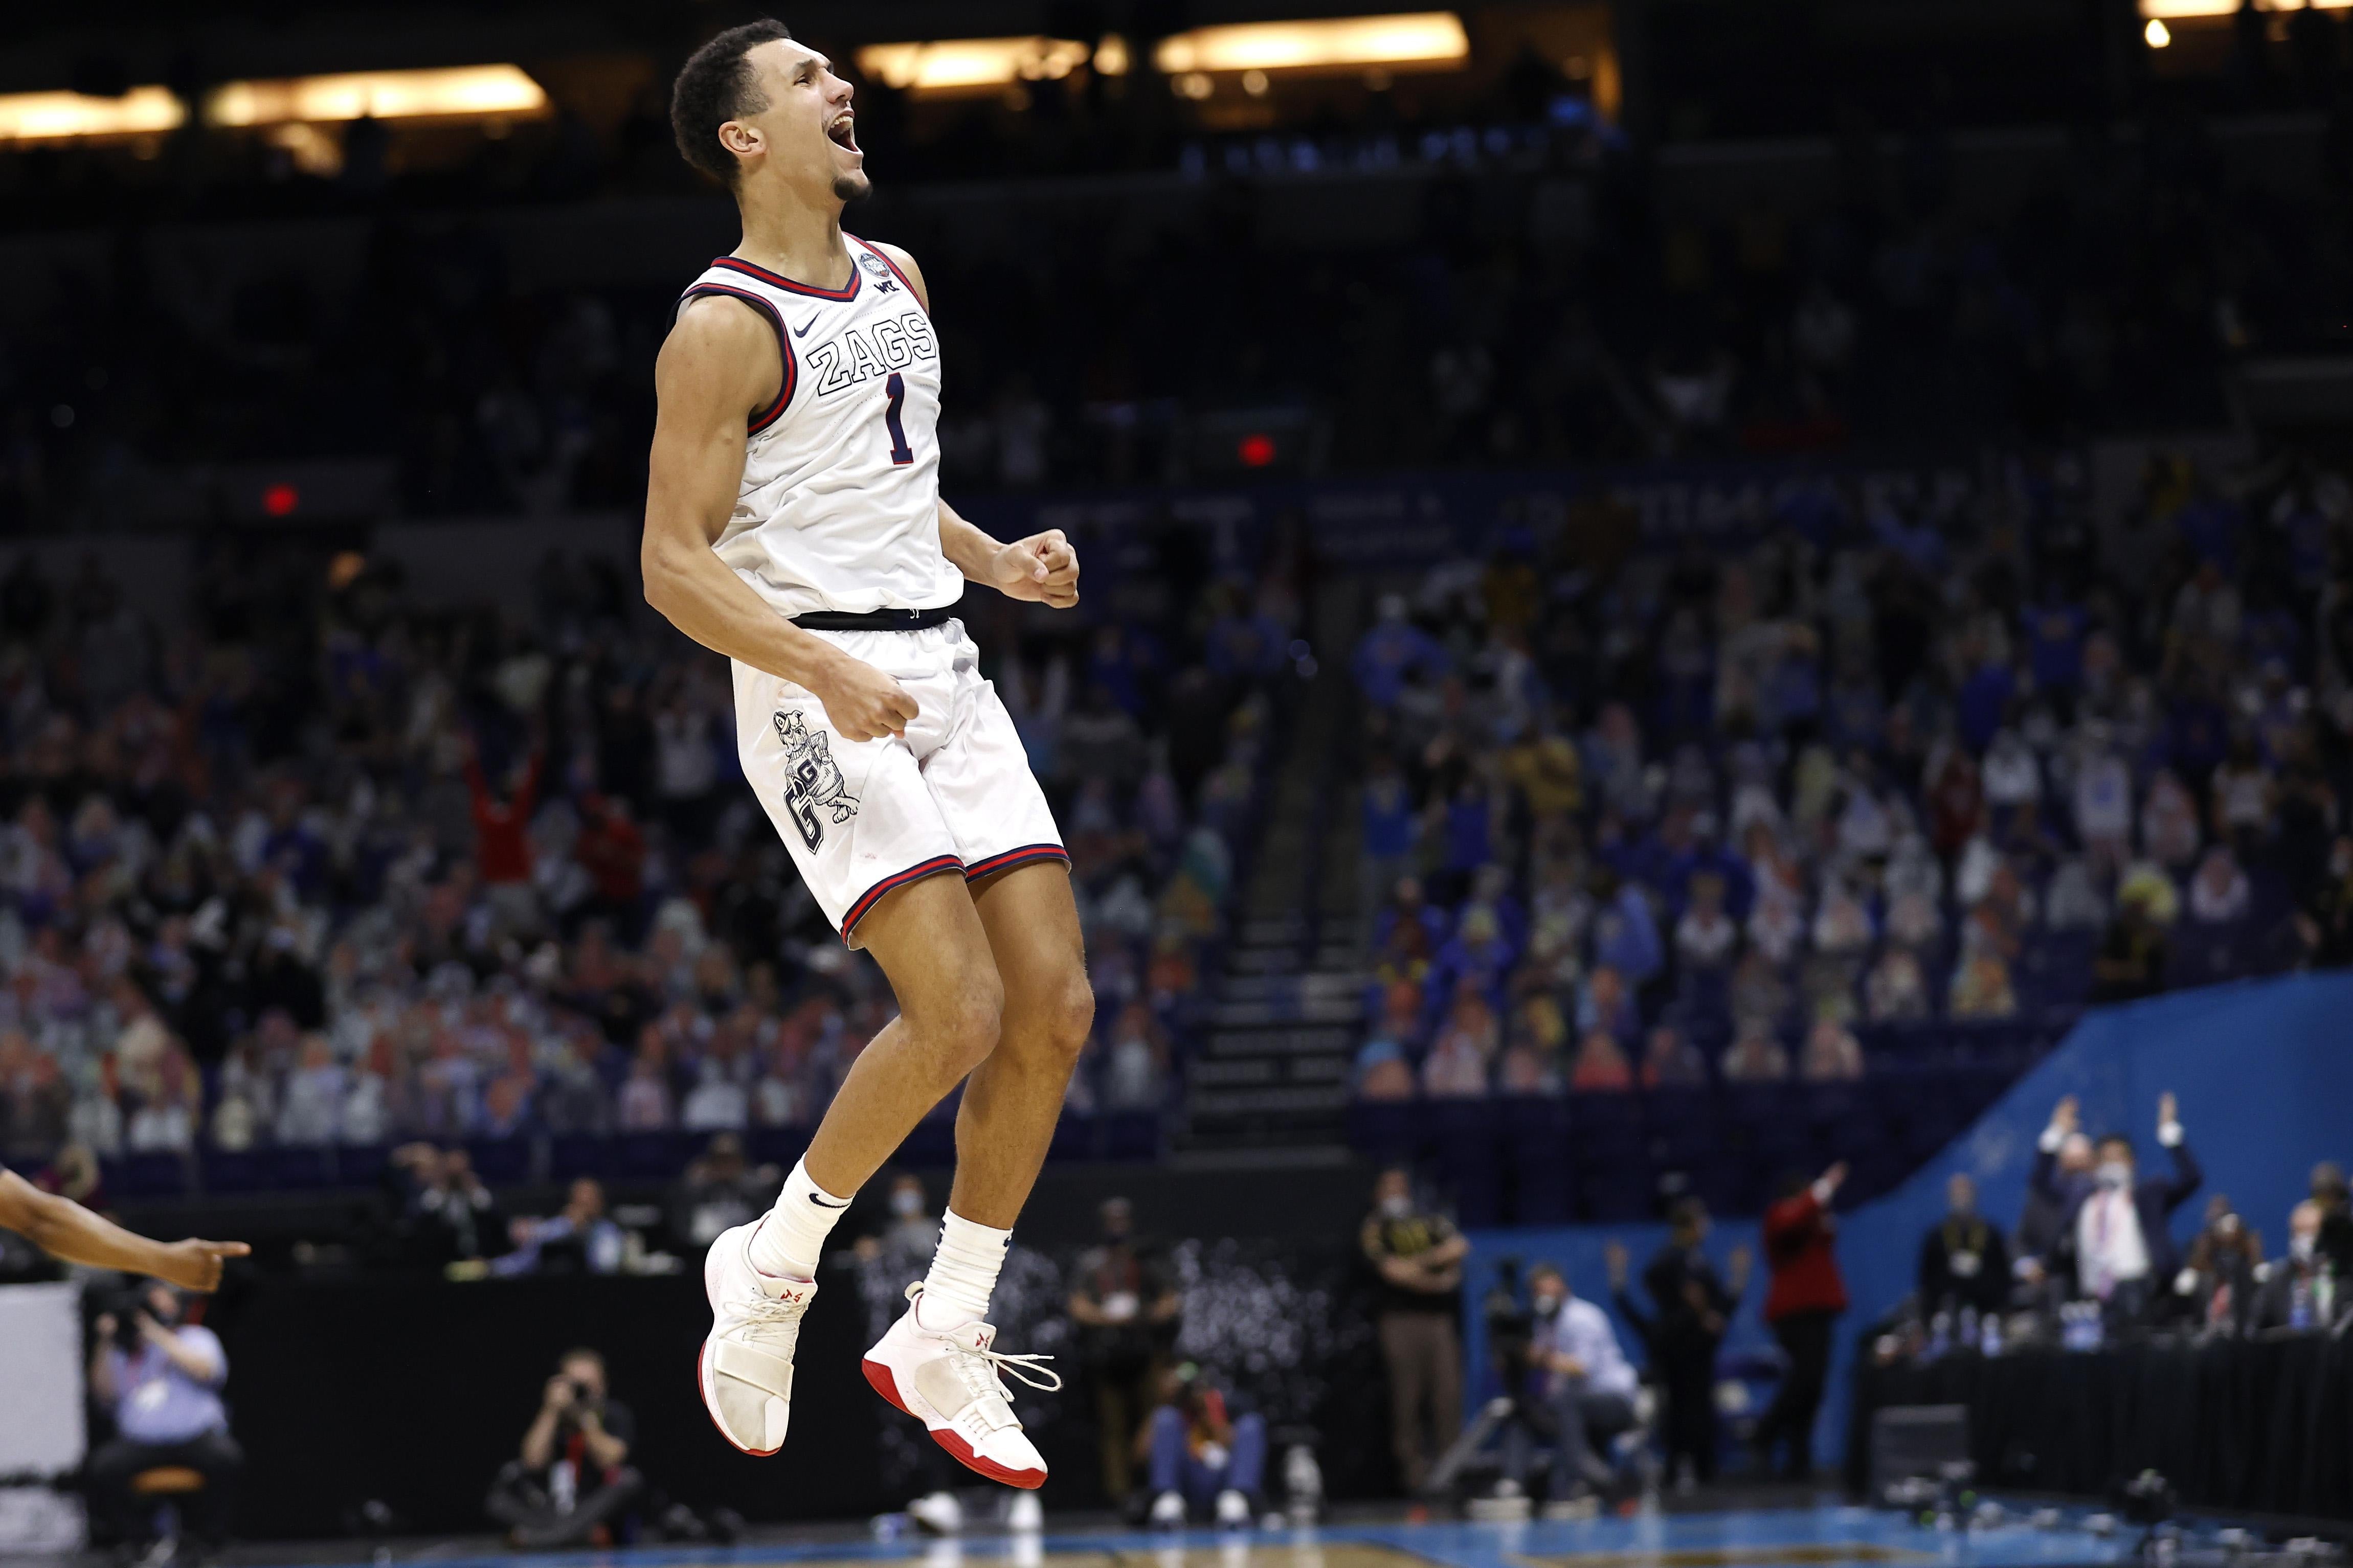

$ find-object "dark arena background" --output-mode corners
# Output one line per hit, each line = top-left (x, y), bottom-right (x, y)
(2, 5), (2352, 1568)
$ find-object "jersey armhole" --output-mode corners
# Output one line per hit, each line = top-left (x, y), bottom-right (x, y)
(679, 283), (797, 431)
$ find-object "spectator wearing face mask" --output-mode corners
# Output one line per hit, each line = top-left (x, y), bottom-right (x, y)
(1609, 1203), (1747, 1491)
(2031, 1093), (2202, 1328)
(1071, 1197), (1181, 1506)
(1360, 1168), (1466, 1496)
(1504, 1263), (1639, 1510)
(858, 1172), (938, 1274)
(2251, 1200), (2343, 1332)
(2173, 1195), (2262, 1334)
(1918, 1173), (2010, 1320)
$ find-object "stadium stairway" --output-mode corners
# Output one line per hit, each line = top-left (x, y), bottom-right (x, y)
(1179, 662), (1365, 1152)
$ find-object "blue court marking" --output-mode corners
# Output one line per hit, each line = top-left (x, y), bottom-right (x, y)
(279, 1509), (2135, 1568)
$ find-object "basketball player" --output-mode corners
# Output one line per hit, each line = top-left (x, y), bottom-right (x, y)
(645, 21), (1092, 1489)
(0, 1167), (247, 1291)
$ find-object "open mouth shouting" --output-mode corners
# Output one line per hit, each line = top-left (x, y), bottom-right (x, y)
(825, 109), (860, 157)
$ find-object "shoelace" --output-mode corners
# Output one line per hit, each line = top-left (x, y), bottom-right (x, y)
(945, 1338), (1063, 1398)
(741, 1292), (811, 1329)
(902, 1282), (1063, 1397)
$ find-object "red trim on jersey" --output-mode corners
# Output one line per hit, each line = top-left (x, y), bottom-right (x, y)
(840, 855), (964, 941)
(849, 236), (924, 311)
(964, 844), (1069, 883)
(711, 254), (861, 302)
(680, 284), (796, 431)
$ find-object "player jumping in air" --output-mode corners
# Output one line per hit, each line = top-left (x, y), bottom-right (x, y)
(644, 20), (1091, 1489)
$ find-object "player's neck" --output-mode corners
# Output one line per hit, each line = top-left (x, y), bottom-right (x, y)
(733, 186), (853, 292)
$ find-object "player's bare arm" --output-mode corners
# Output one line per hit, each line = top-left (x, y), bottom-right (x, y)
(0, 1169), (248, 1291)
(641, 294), (920, 741)
(939, 503), (1081, 609)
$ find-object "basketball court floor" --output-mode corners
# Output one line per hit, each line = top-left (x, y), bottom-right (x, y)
(212, 1505), (2136, 1568)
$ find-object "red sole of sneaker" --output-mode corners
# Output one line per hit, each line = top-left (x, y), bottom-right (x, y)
(700, 1339), (781, 1457)
(860, 1357), (1045, 1489)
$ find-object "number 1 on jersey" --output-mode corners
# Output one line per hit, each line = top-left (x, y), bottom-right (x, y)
(882, 372), (913, 466)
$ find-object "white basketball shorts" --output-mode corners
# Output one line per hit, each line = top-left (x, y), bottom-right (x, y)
(731, 619), (1066, 945)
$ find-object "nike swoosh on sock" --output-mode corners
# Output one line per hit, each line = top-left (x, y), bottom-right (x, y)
(808, 1193), (849, 1208)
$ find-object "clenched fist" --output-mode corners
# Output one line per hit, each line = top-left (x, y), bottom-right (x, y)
(815, 655), (921, 742)
(986, 530), (1080, 608)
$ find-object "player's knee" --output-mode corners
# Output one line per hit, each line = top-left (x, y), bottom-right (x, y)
(1038, 971), (1095, 1065)
(927, 973), (1004, 1076)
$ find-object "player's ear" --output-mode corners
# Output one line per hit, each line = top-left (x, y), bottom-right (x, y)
(719, 119), (763, 164)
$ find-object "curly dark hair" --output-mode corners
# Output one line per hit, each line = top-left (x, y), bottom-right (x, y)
(670, 18), (794, 187)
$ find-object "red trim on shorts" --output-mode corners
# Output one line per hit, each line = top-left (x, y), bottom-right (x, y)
(963, 844), (1070, 882)
(840, 854), (965, 941)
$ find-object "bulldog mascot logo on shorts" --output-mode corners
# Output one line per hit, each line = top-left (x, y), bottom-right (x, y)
(772, 709), (861, 850)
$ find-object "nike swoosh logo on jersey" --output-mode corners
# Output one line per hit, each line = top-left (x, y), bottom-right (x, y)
(809, 1193), (848, 1208)
(793, 315), (818, 337)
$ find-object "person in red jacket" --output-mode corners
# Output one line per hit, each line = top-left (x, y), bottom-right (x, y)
(1753, 1160), (1847, 1480)
(573, 792), (648, 936)
(465, 736), (545, 935)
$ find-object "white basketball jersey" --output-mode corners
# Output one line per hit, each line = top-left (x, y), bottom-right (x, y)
(677, 236), (963, 618)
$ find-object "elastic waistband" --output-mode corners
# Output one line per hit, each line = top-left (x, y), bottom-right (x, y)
(789, 606), (957, 633)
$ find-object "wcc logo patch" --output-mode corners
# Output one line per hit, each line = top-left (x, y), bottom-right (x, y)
(772, 710), (859, 850)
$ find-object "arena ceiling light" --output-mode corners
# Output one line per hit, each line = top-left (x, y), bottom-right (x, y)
(855, 37), (1092, 95)
(1152, 13), (1471, 77)
(0, 87), (185, 144)
(2138, 0), (2348, 14)
(203, 64), (548, 127)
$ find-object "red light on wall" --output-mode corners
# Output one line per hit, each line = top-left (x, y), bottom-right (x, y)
(1237, 433), (1276, 468)
(262, 482), (300, 516)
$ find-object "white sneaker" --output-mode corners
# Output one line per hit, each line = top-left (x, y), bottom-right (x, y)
(697, 1219), (814, 1456)
(1150, 1490), (1187, 1527)
(861, 1282), (1060, 1489)
(1005, 1490), (1044, 1532)
(909, 1491), (964, 1535)
(1215, 1488), (1251, 1527)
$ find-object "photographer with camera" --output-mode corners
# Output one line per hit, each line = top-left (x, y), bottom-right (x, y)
(1144, 1362), (1267, 1528)
(85, 1281), (242, 1557)
(485, 1349), (643, 1549)
(1499, 1264), (1639, 1512)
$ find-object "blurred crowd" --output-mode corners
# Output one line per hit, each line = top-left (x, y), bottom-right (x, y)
(0, 523), (1300, 1180)
(5, 88), (2350, 532)
(1347, 445), (2353, 1104)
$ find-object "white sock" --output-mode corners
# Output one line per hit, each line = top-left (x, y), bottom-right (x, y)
(747, 1158), (852, 1279)
(915, 1209), (1010, 1328)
